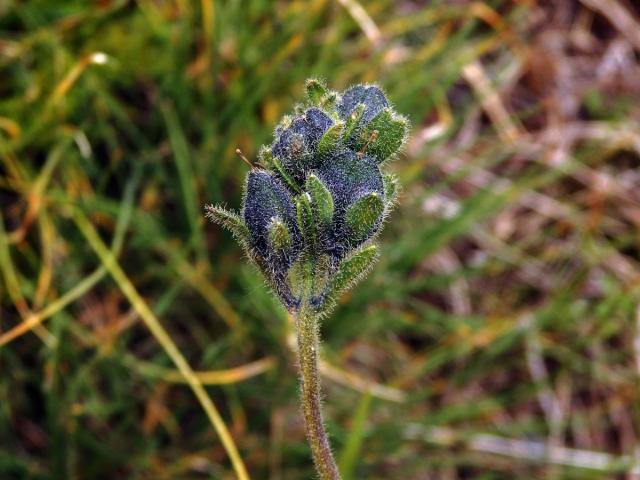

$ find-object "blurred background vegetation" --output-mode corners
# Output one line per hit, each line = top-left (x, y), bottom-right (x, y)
(1, 0), (640, 478)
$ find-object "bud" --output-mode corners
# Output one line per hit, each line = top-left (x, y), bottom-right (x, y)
(207, 80), (409, 313)
(272, 108), (334, 183)
(243, 171), (300, 266)
(337, 85), (389, 124)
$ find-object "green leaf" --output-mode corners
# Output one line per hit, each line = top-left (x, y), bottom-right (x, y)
(272, 156), (301, 193)
(306, 173), (334, 227)
(306, 78), (327, 105)
(320, 91), (337, 111)
(345, 192), (385, 243)
(316, 122), (344, 158)
(359, 108), (408, 163)
(321, 244), (379, 309)
(296, 193), (315, 249)
(204, 205), (250, 242)
(343, 103), (365, 141)
(267, 217), (291, 250)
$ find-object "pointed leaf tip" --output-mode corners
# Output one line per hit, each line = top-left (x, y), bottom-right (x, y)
(343, 103), (365, 141)
(320, 91), (337, 111)
(205, 205), (250, 241)
(316, 122), (344, 158)
(319, 244), (379, 311)
(306, 173), (334, 227)
(306, 78), (327, 105)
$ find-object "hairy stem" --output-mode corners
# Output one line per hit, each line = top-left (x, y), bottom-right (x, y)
(295, 305), (342, 480)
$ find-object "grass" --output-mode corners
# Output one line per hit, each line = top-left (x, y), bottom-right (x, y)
(2, 0), (640, 478)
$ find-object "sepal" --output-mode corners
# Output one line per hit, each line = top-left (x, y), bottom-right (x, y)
(320, 91), (337, 111)
(343, 103), (365, 142)
(383, 173), (399, 204)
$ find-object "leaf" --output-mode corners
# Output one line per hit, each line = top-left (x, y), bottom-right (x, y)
(343, 103), (365, 141)
(358, 108), (408, 163)
(345, 192), (385, 243)
(306, 78), (327, 105)
(272, 156), (301, 193)
(305, 173), (334, 227)
(319, 244), (379, 310)
(258, 145), (274, 169)
(205, 205), (250, 242)
(338, 391), (374, 480)
(320, 91), (337, 110)
(316, 122), (344, 158)
(296, 193), (315, 249)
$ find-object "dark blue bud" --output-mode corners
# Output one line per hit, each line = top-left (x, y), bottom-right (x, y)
(337, 85), (389, 124)
(313, 150), (384, 257)
(272, 108), (334, 183)
(314, 150), (384, 212)
(243, 170), (301, 267)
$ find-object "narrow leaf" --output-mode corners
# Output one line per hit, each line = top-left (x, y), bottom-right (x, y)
(320, 244), (379, 309)
(306, 78), (327, 105)
(258, 145), (274, 169)
(272, 156), (301, 193)
(345, 192), (385, 243)
(343, 103), (365, 141)
(320, 91), (337, 110)
(338, 391), (374, 480)
(306, 173), (334, 227)
(358, 108), (408, 163)
(316, 122), (344, 158)
(296, 193), (315, 249)
(205, 205), (250, 242)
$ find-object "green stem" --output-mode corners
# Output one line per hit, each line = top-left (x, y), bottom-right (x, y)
(295, 305), (342, 480)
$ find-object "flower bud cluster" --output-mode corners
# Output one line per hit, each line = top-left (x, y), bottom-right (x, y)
(207, 79), (408, 313)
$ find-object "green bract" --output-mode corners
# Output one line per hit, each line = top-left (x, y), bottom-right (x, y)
(206, 79), (409, 314)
